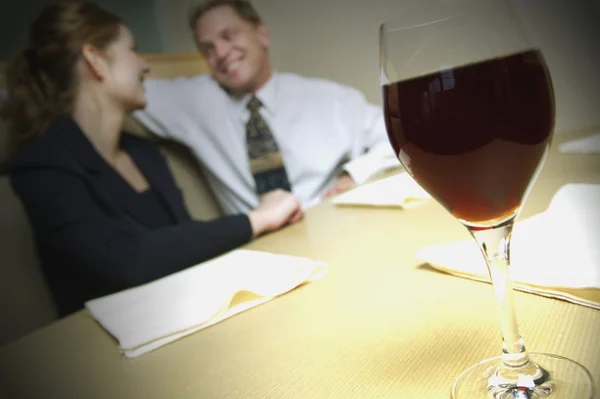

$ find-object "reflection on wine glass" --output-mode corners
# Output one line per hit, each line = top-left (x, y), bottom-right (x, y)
(379, 1), (595, 398)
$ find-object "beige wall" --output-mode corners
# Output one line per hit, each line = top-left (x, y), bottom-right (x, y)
(155, 0), (599, 134)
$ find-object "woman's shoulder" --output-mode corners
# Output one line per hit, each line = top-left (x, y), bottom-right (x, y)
(9, 126), (64, 172)
(9, 115), (88, 173)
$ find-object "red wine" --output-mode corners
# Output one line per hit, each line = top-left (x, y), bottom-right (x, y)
(383, 49), (554, 226)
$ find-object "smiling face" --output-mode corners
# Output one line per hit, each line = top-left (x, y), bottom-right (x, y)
(102, 25), (150, 111)
(194, 5), (272, 94)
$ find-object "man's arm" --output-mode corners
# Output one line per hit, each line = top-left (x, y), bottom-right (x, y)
(328, 86), (400, 195)
(133, 77), (202, 141)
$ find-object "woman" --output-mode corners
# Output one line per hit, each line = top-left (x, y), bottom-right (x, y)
(3, 1), (302, 317)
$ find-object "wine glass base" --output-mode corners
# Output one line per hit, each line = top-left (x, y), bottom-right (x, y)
(451, 352), (595, 398)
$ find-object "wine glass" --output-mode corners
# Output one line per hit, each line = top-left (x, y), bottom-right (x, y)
(379, 1), (595, 398)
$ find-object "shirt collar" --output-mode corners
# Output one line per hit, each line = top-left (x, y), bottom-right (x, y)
(229, 72), (279, 121)
(254, 71), (278, 114)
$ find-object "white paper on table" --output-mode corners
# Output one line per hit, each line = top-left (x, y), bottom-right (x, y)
(85, 249), (328, 358)
(558, 133), (600, 154)
(417, 184), (600, 308)
(333, 172), (430, 208)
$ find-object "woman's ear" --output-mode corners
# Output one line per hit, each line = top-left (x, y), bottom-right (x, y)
(81, 43), (107, 81)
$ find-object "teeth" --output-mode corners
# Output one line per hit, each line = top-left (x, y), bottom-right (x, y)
(225, 61), (241, 73)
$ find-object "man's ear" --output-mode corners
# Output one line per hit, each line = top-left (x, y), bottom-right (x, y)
(81, 43), (107, 80)
(256, 23), (271, 48)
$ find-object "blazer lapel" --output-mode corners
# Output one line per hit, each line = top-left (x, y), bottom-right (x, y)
(50, 116), (127, 217)
(124, 137), (189, 224)
(51, 116), (187, 227)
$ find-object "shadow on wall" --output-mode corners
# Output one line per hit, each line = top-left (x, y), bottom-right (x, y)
(0, 0), (164, 61)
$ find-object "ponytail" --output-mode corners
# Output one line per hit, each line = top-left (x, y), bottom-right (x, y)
(1, 48), (68, 153)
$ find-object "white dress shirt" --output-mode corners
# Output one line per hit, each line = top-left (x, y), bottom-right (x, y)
(135, 72), (399, 215)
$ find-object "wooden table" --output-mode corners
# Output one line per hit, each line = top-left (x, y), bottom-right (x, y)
(1, 131), (599, 399)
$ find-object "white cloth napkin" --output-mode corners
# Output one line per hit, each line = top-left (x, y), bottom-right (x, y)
(333, 172), (430, 208)
(417, 184), (600, 309)
(85, 249), (328, 358)
(558, 133), (600, 154)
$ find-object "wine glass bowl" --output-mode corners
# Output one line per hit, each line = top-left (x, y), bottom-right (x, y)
(383, 47), (554, 229)
(379, 1), (595, 397)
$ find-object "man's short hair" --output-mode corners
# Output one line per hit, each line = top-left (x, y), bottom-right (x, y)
(189, 0), (262, 31)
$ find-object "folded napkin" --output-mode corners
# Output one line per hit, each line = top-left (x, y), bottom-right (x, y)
(417, 184), (600, 309)
(558, 133), (600, 154)
(333, 172), (430, 208)
(85, 249), (328, 358)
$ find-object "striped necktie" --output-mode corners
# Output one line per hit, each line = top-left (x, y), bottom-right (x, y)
(245, 95), (292, 195)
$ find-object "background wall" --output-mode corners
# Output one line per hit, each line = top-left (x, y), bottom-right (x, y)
(1, 1), (597, 134)
(155, 0), (600, 134)
(0, 0), (164, 60)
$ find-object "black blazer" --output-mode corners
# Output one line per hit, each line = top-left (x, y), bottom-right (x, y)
(10, 116), (252, 317)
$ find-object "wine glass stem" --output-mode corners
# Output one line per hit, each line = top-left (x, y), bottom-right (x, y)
(469, 219), (530, 369)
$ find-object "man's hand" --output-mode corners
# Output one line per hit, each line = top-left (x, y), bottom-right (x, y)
(323, 172), (356, 198)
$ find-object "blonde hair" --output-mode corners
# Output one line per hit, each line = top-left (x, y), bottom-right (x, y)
(189, 0), (262, 32)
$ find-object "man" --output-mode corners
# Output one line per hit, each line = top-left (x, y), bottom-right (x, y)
(135, 0), (398, 215)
